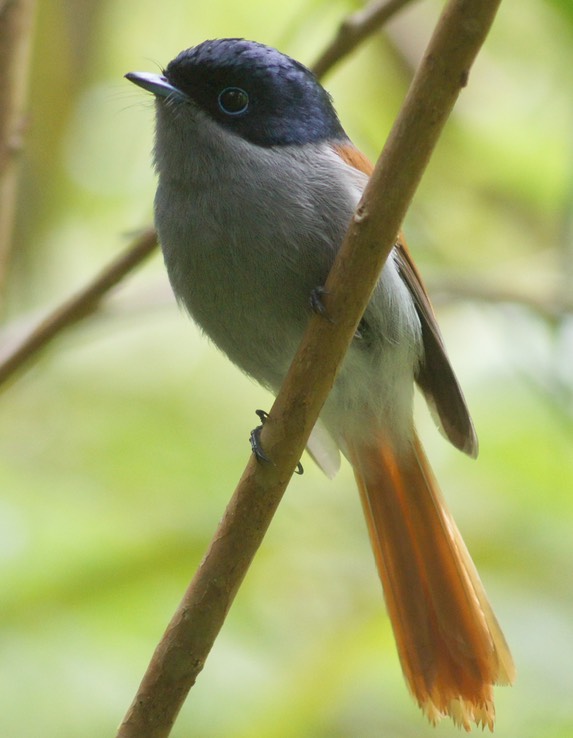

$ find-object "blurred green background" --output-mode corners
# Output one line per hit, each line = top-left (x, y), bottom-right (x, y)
(1, 0), (573, 736)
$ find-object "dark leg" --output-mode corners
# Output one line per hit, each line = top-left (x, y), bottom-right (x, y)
(249, 409), (304, 474)
(309, 286), (334, 322)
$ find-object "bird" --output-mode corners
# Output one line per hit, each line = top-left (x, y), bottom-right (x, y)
(126, 37), (514, 729)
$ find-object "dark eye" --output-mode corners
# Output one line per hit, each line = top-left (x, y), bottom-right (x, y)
(218, 87), (249, 115)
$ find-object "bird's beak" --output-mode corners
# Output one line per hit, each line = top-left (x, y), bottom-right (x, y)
(125, 72), (187, 101)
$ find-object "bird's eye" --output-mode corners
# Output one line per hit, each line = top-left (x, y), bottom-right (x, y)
(218, 87), (249, 115)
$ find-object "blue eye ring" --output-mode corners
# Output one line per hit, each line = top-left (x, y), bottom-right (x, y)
(218, 87), (249, 115)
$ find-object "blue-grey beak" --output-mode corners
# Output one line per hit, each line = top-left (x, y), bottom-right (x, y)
(125, 71), (187, 101)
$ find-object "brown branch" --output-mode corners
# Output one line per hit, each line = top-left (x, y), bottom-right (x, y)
(0, 228), (157, 388)
(428, 275), (572, 320)
(0, 0), (36, 300)
(311, 0), (418, 79)
(115, 2), (503, 737)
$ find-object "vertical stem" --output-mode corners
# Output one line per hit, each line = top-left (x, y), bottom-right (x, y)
(0, 0), (36, 302)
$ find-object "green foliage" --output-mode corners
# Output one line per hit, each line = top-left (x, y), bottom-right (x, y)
(1, 1), (572, 736)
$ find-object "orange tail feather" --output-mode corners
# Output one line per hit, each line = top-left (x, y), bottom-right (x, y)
(347, 433), (514, 730)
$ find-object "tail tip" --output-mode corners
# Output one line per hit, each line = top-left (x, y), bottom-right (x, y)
(421, 695), (496, 732)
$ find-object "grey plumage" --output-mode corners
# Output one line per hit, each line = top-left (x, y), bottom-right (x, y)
(153, 98), (423, 460)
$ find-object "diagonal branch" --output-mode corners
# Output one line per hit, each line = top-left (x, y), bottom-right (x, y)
(115, 2), (503, 737)
(0, 228), (157, 388)
(311, 0), (418, 78)
(428, 275), (573, 321)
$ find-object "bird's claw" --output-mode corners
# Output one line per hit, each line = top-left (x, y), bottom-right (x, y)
(249, 409), (304, 474)
(309, 286), (334, 323)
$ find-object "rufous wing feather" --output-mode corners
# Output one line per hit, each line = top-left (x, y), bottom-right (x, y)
(333, 142), (478, 456)
(394, 239), (478, 457)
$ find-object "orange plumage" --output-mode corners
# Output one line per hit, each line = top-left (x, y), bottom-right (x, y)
(348, 433), (514, 729)
(335, 142), (515, 729)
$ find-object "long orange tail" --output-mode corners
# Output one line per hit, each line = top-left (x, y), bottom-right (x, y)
(347, 433), (514, 730)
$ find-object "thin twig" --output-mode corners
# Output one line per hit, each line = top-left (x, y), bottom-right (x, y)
(115, 2), (503, 737)
(428, 275), (572, 320)
(311, 0), (418, 78)
(0, 228), (157, 388)
(0, 0), (36, 299)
